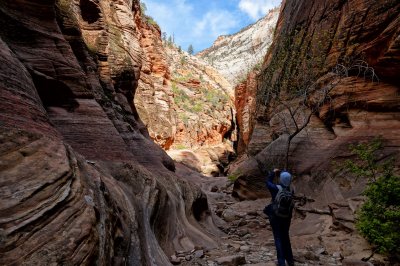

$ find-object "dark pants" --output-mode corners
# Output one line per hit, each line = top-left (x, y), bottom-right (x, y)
(267, 206), (294, 266)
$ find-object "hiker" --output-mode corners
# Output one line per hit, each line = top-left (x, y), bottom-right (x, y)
(264, 168), (295, 266)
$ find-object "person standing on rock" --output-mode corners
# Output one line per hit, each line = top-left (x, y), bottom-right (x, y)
(264, 168), (295, 266)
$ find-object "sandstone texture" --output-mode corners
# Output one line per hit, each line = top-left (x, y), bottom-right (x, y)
(232, 0), (400, 199)
(152, 45), (237, 176)
(133, 23), (236, 160)
(167, 142), (235, 177)
(198, 7), (279, 84)
(1, 0), (399, 265)
(230, 1), (400, 262)
(234, 71), (258, 155)
(165, 45), (236, 151)
(134, 18), (176, 149)
(0, 0), (217, 264)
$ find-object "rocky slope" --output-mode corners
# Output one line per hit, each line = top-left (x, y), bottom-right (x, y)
(229, 0), (399, 261)
(197, 7), (280, 84)
(164, 45), (235, 151)
(0, 0), (218, 264)
(161, 45), (237, 176)
(174, 171), (386, 266)
(133, 23), (236, 175)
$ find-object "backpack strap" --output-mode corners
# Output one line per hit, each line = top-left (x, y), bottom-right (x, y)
(278, 184), (292, 192)
(274, 185), (283, 203)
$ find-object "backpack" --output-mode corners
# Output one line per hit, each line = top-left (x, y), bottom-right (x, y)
(273, 185), (294, 218)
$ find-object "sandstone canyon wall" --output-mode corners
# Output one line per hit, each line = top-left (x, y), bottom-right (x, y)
(165, 45), (235, 151)
(234, 71), (258, 155)
(195, 7), (281, 161)
(162, 46), (236, 177)
(0, 0), (219, 265)
(229, 0), (399, 260)
(198, 7), (280, 84)
(134, 17), (176, 149)
(232, 0), (400, 199)
(132, 20), (235, 152)
(131, 21), (236, 175)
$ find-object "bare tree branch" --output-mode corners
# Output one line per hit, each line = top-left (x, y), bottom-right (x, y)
(266, 58), (379, 169)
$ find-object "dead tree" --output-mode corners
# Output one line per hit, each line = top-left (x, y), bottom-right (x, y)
(271, 59), (379, 169)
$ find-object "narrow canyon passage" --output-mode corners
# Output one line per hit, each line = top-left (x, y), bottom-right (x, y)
(0, 0), (399, 265)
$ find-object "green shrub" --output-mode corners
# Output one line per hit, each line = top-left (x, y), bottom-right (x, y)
(356, 173), (400, 254)
(175, 144), (187, 150)
(174, 74), (190, 83)
(343, 137), (400, 255)
(204, 89), (228, 106)
(344, 138), (388, 182)
(178, 113), (189, 125)
(172, 83), (189, 105)
(191, 102), (203, 112)
(180, 56), (187, 65)
(228, 172), (241, 182)
(140, 2), (159, 27)
(145, 15), (158, 26)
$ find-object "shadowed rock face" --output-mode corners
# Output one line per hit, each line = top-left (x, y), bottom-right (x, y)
(228, 2), (399, 261)
(0, 0), (217, 265)
(232, 0), (400, 199)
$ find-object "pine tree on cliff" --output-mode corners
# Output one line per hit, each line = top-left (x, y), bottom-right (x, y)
(168, 36), (173, 47)
(140, 2), (147, 14)
(188, 44), (194, 55)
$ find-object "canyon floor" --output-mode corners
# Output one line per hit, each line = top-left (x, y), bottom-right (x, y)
(171, 164), (389, 266)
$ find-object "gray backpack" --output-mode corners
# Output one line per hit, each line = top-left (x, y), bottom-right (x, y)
(273, 185), (294, 218)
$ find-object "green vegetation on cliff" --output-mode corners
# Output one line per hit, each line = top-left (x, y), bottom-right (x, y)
(342, 138), (400, 256)
(171, 75), (229, 115)
(140, 2), (159, 27)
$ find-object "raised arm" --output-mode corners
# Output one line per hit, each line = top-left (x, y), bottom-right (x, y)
(266, 169), (280, 193)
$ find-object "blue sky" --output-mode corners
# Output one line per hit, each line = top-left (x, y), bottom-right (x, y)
(141, 0), (282, 53)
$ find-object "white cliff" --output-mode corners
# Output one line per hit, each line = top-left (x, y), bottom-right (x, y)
(197, 7), (280, 84)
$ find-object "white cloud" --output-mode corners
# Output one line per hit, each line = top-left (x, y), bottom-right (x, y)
(141, 0), (192, 48)
(143, 0), (193, 34)
(194, 10), (238, 40)
(239, 0), (281, 20)
(142, 0), (241, 52)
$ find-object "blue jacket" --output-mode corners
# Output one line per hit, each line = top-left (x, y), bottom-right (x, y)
(265, 171), (294, 218)
(266, 171), (281, 201)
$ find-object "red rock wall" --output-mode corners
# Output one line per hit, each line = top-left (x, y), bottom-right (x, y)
(234, 71), (258, 155)
(0, 0), (217, 264)
(232, 0), (400, 199)
(133, 20), (235, 152)
(167, 61), (235, 151)
(135, 19), (177, 149)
